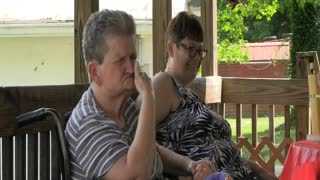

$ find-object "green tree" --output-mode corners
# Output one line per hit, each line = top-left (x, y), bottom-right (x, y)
(287, 0), (320, 132)
(243, 0), (291, 42)
(218, 0), (278, 63)
(218, 0), (320, 67)
(289, 0), (320, 78)
(269, 0), (292, 38)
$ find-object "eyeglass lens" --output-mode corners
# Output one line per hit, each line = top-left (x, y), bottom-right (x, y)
(178, 42), (207, 58)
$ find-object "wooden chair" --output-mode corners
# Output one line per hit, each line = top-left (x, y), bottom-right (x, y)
(0, 84), (88, 180)
(16, 108), (70, 180)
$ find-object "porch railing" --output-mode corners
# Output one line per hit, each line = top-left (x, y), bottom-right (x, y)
(0, 77), (309, 179)
(192, 77), (308, 175)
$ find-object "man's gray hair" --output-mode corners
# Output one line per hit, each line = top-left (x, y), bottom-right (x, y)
(82, 9), (136, 65)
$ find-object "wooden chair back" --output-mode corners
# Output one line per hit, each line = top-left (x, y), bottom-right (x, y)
(0, 84), (88, 180)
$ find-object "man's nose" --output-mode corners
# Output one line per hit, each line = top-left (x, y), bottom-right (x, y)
(126, 59), (135, 73)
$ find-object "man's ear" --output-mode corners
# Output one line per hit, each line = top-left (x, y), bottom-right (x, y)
(167, 41), (174, 58)
(87, 60), (101, 85)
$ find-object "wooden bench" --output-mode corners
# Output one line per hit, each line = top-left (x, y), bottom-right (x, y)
(0, 76), (308, 179)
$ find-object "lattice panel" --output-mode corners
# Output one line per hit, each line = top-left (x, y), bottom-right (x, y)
(237, 136), (293, 174)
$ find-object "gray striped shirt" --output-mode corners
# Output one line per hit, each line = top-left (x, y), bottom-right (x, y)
(65, 87), (164, 180)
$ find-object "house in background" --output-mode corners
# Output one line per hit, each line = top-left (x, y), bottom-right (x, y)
(219, 41), (291, 117)
(0, 0), (185, 86)
(219, 41), (290, 78)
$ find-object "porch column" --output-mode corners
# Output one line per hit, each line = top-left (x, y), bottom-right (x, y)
(74, 0), (99, 84)
(201, 0), (218, 76)
(152, 0), (172, 75)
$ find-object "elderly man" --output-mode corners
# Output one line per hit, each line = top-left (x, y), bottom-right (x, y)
(65, 9), (213, 180)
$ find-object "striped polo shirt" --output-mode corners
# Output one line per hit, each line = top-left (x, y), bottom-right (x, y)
(65, 87), (164, 180)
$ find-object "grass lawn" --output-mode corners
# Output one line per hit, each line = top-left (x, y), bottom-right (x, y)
(226, 116), (296, 176)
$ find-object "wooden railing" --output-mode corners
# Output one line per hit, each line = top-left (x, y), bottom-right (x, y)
(221, 77), (308, 141)
(192, 77), (309, 175)
(0, 77), (309, 179)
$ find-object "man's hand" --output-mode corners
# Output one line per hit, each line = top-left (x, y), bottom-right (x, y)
(134, 62), (152, 97)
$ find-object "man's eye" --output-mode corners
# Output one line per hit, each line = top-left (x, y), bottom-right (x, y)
(115, 58), (125, 64)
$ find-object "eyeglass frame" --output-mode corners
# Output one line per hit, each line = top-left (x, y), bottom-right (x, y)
(176, 42), (208, 59)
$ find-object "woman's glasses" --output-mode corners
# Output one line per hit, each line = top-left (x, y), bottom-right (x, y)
(176, 42), (208, 59)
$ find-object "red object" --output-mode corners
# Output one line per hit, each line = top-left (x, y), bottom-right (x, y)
(280, 140), (320, 180)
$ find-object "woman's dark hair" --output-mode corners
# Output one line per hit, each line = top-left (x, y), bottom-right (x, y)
(166, 11), (203, 44)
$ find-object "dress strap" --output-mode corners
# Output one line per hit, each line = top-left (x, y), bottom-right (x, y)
(164, 72), (182, 88)
(164, 72), (200, 100)
(164, 72), (187, 96)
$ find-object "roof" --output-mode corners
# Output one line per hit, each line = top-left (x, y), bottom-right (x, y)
(246, 41), (290, 61)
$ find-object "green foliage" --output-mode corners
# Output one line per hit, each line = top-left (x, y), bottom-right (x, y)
(243, 0), (292, 42)
(243, 18), (274, 42)
(289, 0), (320, 78)
(217, 0), (319, 66)
(218, 0), (278, 63)
(197, 65), (202, 76)
(218, 39), (249, 63)
(296, 0), (320, 8)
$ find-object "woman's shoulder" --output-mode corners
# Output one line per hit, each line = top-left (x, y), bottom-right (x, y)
(152, 72), (174, 89)
(153, 71), (171, 82)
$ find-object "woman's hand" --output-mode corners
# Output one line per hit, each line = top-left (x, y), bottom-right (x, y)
(189, 160), (215, 180)
(134, 62), (152, 97)
(193, 168), (213, 180)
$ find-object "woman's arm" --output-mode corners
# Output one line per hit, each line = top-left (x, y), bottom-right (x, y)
(157, 144), (214, 178)
(157, 144), (193, 176)
(245, 159), (278, 180)
(152, 72), (180, 124)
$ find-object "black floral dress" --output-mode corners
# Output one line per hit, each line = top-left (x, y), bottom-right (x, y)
(156, 76), (254, 180)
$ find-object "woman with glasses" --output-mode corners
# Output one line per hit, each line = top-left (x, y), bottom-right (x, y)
(152, 11), (277, 180)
